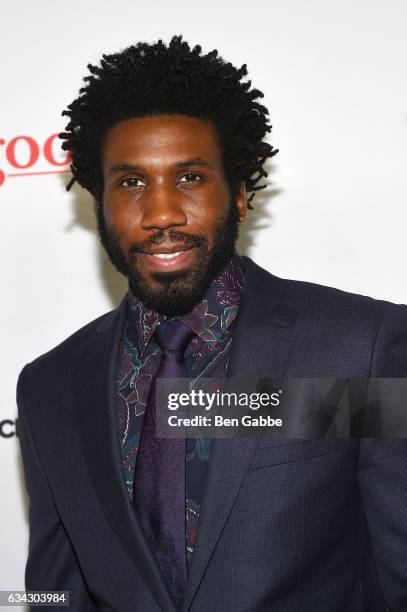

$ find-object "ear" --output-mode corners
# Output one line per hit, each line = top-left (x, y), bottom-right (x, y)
(235, 182), (248, 223)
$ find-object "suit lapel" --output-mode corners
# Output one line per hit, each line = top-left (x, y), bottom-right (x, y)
(183, 257), (300, 610)
(71, 296), (178, 612)
(71, 257), (299, 612)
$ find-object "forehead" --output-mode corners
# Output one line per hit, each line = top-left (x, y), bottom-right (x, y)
(102, 114), (222, 167)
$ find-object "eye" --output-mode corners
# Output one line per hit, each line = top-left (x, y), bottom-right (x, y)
(178, 172), (203, 184)
(120, 177), (145, 188)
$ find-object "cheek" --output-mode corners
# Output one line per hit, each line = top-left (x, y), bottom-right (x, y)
(182, 204), (223, 241)
(184, 187), (229, 228)
(103, 195), (141, 236)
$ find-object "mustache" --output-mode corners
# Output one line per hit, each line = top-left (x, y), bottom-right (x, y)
(128, 230), (207, 257)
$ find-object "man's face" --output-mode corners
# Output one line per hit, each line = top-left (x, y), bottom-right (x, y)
(100, 114), (247, 315)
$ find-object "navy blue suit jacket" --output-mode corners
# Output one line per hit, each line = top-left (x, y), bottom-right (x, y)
(17, 256), (407, 611)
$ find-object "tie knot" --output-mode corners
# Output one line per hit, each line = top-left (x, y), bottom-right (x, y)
(154, 319), (195, 356)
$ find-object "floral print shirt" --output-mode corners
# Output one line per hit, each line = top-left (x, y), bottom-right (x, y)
(116, 252), (246, 568)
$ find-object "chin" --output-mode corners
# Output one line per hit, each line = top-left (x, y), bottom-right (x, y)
(129, 267), (210, 316)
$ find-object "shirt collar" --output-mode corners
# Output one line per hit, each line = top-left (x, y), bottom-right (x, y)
(127, 251), (246, 356)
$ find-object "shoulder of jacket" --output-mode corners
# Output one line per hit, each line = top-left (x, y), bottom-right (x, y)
(23, 305), (121, 375)
(242, 256), (407, 331)
(245, 256), (406, 314)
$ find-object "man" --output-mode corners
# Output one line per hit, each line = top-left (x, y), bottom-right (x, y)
(17, 35), (407, 612)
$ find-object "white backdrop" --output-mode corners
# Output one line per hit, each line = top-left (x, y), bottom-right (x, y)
(1, 0), (406, 603)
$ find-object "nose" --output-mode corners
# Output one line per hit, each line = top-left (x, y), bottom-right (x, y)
(140, 183), (187, 231)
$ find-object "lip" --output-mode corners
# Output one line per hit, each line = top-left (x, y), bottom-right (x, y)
(139, 246), (196, 271)
(142, 244), (193, 255)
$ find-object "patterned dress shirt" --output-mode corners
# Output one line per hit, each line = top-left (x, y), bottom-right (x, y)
(116, 252), (246, 568)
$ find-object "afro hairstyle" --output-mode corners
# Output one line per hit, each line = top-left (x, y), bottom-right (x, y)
(59, 34), (278, 209)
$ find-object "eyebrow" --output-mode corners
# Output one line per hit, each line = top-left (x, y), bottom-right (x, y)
(175, 157), (213, 169)
(107, 157), (214, 178)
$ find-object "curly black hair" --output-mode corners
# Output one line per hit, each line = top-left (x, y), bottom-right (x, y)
(59, 34), (278, 209)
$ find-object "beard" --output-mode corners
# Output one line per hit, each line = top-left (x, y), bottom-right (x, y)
(96, 201), (241, 316)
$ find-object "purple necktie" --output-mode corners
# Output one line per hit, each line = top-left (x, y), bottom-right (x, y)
(133, 319), (195, 608)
